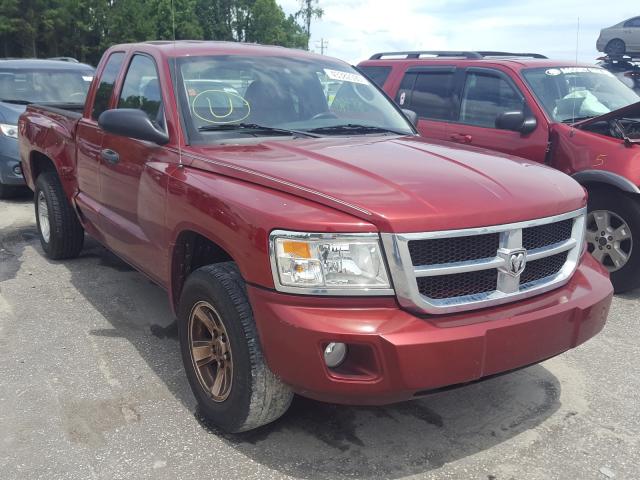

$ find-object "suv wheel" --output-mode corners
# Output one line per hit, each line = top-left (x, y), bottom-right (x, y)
(34, 172), (84, 259)
(605, 39), (626, 56)
(586, 188), (640, 293)
(177, 262), (293, 432)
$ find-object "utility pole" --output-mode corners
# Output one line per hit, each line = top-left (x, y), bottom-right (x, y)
(316, 38), (328, 55)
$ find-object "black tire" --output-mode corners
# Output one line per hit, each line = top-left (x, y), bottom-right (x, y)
(178, 262), (293, 432)
(605, 38), (626, 56)
(34, 171), (84, 259)
(587, 187), (640, 293)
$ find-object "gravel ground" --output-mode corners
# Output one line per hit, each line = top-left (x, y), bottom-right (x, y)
(1, 194), (639, 480)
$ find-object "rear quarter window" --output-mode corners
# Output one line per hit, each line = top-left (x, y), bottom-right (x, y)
(359, 66), (392, 87)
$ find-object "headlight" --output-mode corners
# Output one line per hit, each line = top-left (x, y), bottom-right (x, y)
(269, 230), (393, 295)
(0, 123), (18, 139)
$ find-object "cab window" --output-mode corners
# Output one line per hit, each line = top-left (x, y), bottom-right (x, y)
(460, 71), (524, 129)
(117, 54), (164, 129)
(92, 52), (125, 120)
(397, 70), (456, 121)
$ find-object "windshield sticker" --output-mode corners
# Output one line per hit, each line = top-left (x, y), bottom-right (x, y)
(323, 68), (368, 85)
(191, 89), (250, 124)
(399, 91), (406, 105)
(82, 76), (94, 81)
(546, 67), (614, 77)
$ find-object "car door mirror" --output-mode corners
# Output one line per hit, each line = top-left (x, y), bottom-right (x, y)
(402, 109), (418, 127)
(495, 110), (537, 134)
(98, 109), (169, 145)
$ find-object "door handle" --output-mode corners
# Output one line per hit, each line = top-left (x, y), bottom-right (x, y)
(101, 148), (120, 164)
(449, 133), (473, 144)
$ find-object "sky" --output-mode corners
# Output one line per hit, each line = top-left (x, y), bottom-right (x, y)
(279, 0), (638, 64)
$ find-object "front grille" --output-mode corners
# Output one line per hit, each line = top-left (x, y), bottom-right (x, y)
(409, 233), (499, 265)
(523, 219), (573, 250)
(520, 251), (568, 285)
(383, 209), (585, 314)
(417, 269), (498, 299)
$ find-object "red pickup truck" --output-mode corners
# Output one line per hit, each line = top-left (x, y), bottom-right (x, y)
(359, 51), (640, 293)
(19, 42), (612, 432)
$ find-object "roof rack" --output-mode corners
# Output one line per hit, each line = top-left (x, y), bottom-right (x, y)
(475, 51), (548, 59)
(369, 50), (548, 60)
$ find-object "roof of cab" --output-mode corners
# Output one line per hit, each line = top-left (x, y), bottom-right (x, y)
(108, 40), (327, 61)
(0, 58), (94, 70)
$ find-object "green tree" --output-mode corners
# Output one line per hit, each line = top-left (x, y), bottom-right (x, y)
(151, 0), (203, 40)
(295, 0), (322, 47)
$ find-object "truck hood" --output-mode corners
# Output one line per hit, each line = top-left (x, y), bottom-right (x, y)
(185, 136), (585, 233)
(573, 100), (640, 128)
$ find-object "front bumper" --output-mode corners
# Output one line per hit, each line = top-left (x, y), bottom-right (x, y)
(0, 136), (25, 186)
(248, 253), (612, 405)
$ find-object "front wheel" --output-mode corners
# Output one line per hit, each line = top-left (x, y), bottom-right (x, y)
(586, 188), (640, 293)
(178, 262), (293, 432)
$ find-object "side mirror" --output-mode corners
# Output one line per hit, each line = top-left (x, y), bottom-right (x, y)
(98, 109), (169, 145)
(402, 108), (418, 127)
(495, 110), (537, 134)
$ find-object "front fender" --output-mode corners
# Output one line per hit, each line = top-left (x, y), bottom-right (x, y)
(165, 166), (377, 304)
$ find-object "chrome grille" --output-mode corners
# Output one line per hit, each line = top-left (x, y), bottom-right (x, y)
(381, 208), (586, 314)
(408, 233), (499, 265)
(417, 269), (498, 299)
(520, 251), (568, 286)
(523, 219), (573, 250)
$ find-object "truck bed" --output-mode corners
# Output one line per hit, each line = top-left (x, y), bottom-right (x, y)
(29, 103), (85, 119)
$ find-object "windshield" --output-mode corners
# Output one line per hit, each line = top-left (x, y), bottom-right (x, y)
(0, 68), (94, 104)
(175, 55), (414, 141)
(522, 66), (640, 123)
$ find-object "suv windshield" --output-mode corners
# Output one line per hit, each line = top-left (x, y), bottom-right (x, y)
(175, 55), (414, 141)
(0, 67), (94, 104)
(522, 66), (640, 123)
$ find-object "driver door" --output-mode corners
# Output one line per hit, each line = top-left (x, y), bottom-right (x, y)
(97, 53), (169, 282)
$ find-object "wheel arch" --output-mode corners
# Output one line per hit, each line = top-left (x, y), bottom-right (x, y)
(29, 151), (58, 181)
(169, 229), (235, 312)
(572, 170), (640, 195)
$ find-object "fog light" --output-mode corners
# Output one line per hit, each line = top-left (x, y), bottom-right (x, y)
(323, 342), (347, 368)
(13, 164), (22, 175)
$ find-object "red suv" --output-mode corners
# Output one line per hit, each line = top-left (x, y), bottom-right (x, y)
(359, 51), (640, 292)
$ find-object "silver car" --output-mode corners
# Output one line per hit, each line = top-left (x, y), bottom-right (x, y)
(597, 16), (640, 56)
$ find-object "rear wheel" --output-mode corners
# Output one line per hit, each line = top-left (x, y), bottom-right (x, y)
(605, 39), (626, 56)
(586, 188), (640, 293)
(178, 262), (293, 432)
(34, 171), (84, 259)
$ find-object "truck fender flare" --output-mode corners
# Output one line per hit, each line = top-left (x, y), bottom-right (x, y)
(572, 170), (640, 194)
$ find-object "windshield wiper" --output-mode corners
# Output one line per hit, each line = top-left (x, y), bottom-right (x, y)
(305, 124), (408, 135)
(1, 99), (32, 105)
(198, 123), (320, 138)
(561, 115), (597, 124)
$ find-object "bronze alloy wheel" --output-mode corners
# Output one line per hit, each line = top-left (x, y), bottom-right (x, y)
(587, 209), (633, 272)
(188, 301), (233, 402)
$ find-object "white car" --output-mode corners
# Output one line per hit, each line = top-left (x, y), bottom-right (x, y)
(597, 17), (640, 56)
